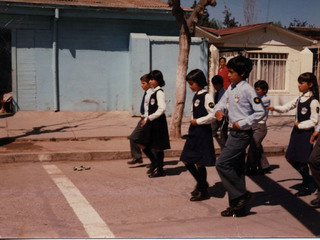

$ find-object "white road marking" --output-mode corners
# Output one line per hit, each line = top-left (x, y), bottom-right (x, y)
(43, 164), (115, 238)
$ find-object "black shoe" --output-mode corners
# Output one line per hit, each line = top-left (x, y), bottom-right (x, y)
(190, 184), (200, 197)
(295, 186), (313, 197)
(260, 167), (271, 174)
(146, 166), (156, 174)
(148, 169), (166, 178)
(221, 206), (246, 217)
(127, 158), (143, 164)
(232, 191), (254, 210)
(190, 191), (210, 201)
(310, 197), (320, 207)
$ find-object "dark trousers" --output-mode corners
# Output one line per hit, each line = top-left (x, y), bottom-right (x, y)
(216, 129), (253, 201)
(308, 137), (320, 196)
(246, 123), (269, 170)
(129, 119), (143, 160)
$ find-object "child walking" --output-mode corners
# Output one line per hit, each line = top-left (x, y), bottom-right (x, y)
(268, 72), (319, 196)
(213, 55), (266, 217)
(128, 73), (153, 165)
(211, 75), (228, 150)
(180, 69), (216, 201)
(246, 80), (271, 175)
(138, 70), (171, 178)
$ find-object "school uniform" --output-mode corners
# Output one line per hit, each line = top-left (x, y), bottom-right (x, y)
(246, 94), (271, 173)
(129, 88), (153, 161)
(213, 80), (266, 201)
(147, 86), (170, 150)
(273, 92), (319, 163)
(180, 89), (216, 166)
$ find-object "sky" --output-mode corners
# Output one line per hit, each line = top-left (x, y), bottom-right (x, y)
(174, 0), (320, 28)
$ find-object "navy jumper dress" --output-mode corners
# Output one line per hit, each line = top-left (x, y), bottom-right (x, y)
(286, 96), (315, 163)
(180, 91), (216, 166)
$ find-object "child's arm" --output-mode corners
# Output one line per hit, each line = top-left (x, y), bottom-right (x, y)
(310, 123), (320, 144)
(267, 97), (298, 113)
(191, 93), (215, 126)
(213, 90), (228, 121)
(236, 89), (266, 129)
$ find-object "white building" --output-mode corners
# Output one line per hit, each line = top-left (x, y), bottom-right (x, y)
(196, 22), (317, 115)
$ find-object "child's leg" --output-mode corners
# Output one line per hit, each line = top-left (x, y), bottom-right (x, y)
(148, 150), (165, 178)
(216, 129), (253, 214)
(143, 148), (157, 171)
(187, 164), (210, 201)
(287, 159), (315, 196)
(128, 120), (143, 164)
(260, 149), (270, 171)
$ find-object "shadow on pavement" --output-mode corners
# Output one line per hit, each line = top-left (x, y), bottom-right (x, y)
(249, 174), (320, 236)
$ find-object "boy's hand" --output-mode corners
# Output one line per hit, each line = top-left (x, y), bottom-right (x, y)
(232, 121), (240, 130)
(294, 121), (299, 128)
(215, 110), (224, 121)
(310, 131), (320, 144)
(266, 106), (274, 111)
(190, 119), (197, 126)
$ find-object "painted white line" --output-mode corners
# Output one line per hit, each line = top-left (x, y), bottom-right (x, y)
(43, 164), (115, 238)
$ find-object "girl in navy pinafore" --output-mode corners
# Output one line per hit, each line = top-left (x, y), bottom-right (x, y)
(137, 70), (170, 178)
(268, 72), (319, 196)
(180, 69), (216, 201)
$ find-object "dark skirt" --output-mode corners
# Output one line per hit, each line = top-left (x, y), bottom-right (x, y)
(286, 127), (314, 163)
(149, 114), (171, 150)
(180, 124), (216, 166)
(135, 114), (170, 150)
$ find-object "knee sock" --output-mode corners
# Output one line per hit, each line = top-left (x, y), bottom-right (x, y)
(299, 165), (311, 186)
(155, 151), (164, 171)
(185, 163), (200, 184)
(143, 148), (156, 167)
(197, 166), (208, 192)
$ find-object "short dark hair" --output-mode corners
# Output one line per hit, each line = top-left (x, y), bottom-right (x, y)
(211, 75), (223, 85)
(227, 55), (252, 79)
(149, 70), (165, 87)
(254, 80), (269, 93)
(219, 57), (226, 62)
(140, 73), (150, 83)
(186, 69), (207, 88)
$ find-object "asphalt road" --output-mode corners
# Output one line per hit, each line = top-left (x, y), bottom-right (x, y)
(1, 155), (319, 238)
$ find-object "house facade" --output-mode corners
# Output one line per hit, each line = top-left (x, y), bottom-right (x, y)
(0, 0), (207, 115)
(196, 22), (317, 115)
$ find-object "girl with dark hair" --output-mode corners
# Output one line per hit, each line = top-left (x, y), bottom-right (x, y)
(268, 72), (319, 196)
(137, 70), (171, 178)
(180, 69), (216, 201)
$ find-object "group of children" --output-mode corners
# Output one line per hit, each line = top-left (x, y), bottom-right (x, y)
(128, 55), (320, 217)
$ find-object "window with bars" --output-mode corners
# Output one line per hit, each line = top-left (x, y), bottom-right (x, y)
(248, 53), (287, 90)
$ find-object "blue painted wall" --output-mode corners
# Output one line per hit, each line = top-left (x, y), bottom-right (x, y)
(1, 7), (208, 115)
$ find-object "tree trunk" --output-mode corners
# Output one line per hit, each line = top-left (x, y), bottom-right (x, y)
(168, 0), (216, 139)
(169, 25), (190, 138)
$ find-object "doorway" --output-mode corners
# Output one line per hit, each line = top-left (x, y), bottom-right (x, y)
(0, 28), (12, 113)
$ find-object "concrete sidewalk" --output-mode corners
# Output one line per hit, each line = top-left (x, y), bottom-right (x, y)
(0, 111), (294, 163)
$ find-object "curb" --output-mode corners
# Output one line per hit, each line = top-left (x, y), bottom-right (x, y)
(0, 145), (286, 164)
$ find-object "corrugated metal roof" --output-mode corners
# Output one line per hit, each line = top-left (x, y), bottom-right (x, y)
(201, 22), (272, 36)
(0, 0), (172, 10)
